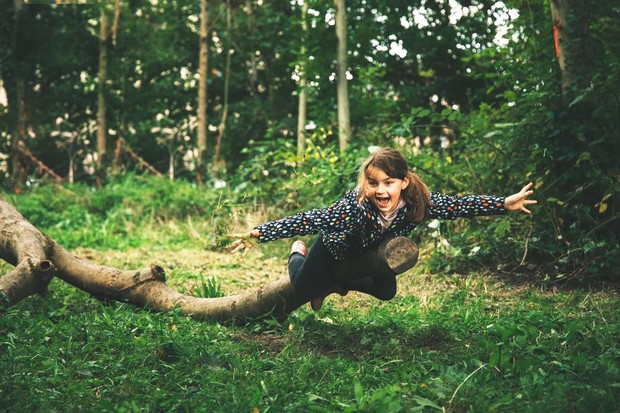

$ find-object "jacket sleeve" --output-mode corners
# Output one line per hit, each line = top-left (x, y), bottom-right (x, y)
(254, 190), (361, 243)
(426, 191), (506, 220)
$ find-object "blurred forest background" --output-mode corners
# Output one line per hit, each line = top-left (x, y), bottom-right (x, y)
(1, 0), (618, 281)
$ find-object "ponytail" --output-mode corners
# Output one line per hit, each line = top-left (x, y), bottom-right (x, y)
(402, 170), (432, 223)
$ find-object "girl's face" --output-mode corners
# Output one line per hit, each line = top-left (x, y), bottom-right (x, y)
(365, 167), (409, 215)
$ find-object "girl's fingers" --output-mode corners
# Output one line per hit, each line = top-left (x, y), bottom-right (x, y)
(226, 239), (242, 249)
(227, 238), (254, 257)
(230, 243), (245, 254)
(241, 243), (251, 258)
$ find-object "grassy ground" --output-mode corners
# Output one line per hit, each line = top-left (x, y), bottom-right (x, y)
(1, 239), (619, 413)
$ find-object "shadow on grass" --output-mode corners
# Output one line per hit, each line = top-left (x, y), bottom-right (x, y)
(234, 315), (453, 362)
(307, 320), (451, 360)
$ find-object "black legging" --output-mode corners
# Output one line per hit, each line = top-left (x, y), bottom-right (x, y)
(288, 236), (397, 302)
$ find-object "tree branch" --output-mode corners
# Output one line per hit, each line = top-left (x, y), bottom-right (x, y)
(0, 257), (55, 306)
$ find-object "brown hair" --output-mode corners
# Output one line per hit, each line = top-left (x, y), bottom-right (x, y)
(357, 148), (432, 223)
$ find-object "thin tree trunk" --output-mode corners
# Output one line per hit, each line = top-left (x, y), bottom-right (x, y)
(214, 0), (231, 173)
(68, 155), (74, 184)
(168, 146), (175, 181)
(111, 0), (120, 45)
(12, 78), (27, 190)
(111, 0), (122, 177)
(0, 200), (419, 322)
(335, 0), (351, 153)
(96, 7), (109, 187)
(296, 1), (308, 155)
(9, 0), (26, 192)
(197, 0), (209, 183)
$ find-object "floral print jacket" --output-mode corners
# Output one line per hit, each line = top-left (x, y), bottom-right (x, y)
(254, 188), (506, 260)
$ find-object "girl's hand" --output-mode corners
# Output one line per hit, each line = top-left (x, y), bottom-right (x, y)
(226, 230), (260, 258)
(505, 182), (538, 214)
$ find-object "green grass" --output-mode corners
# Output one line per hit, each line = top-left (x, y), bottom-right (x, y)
(2, 257), (619, 412)
(1, 179), (619, 412)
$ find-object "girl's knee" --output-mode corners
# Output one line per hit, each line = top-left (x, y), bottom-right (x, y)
(375, 284), (397, 301)
(372, 274), (397, 300)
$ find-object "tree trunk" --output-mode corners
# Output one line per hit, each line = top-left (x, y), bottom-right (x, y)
(296, 1), (308, 155)
(12, 78), (27, 191)
(0, 200), (419, 322)
(167, 143), (175, 181)
(213, 0), (231, 174)
(68, 154), (74, 184)
(96, 7), (109, 188)
(0, 199), (55, 306)
(335, 0), (351, 153)
(8, 0), (27, 192)
(196, 0), (209, 183)
(549, 0), (591, 105)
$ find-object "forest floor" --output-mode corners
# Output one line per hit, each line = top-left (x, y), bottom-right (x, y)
(2, 242), (619, 412)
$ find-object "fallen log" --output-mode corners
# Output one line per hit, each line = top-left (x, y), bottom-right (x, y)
(0, 200), (418, 321)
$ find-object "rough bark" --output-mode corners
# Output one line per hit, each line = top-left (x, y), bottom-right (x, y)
(549, 0), (591, 105)
(96, 7), (109, 187)
(196, 0), (209, 183)
(0, 200), (55, 305)
(0, 200), (419, 322)
(0, 258), (55, 307)
(8, 0), (27, 191)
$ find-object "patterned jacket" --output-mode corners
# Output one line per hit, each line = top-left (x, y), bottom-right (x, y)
(254, 188), (506, 260)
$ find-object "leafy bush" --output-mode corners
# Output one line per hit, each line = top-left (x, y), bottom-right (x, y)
(231, 127), (367, 214)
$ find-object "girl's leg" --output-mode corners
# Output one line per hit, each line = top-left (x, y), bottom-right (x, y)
(288, 237), (398, 306)
(342, 275), (397, 301)
(288, 241), (306, 281)
(288, 236), (337, 302)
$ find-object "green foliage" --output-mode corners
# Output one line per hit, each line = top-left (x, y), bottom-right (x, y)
(232, 126), (366, 213)
(470, 0), (620, 280)
(375, 0), (620, 281)
(348, 381), (403, 413)
(193, 276), (224, 299)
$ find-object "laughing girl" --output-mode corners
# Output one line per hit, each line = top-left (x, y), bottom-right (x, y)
(228, 148), (536, 311)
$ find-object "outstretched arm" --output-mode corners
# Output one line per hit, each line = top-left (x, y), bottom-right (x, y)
(227, 189), (363, 258)
(504, 182), (537, 214)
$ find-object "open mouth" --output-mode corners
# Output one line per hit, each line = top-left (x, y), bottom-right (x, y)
(375, 196), (391, 209)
